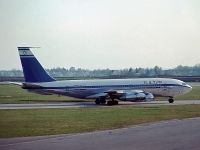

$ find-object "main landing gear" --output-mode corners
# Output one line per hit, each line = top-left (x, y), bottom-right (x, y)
(95, 98), (119, 105)
(107, 100), (118, 105)
(95, 97), (106, 105)
(168, 97), (174, 103)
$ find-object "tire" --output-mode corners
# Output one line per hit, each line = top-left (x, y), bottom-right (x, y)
(100, 100), (106, 104)
(107, 101), (113, 105)
(107, 100), (118, 105)
(114, 100), (118, 105)
(168, 98), (174, 103)
(95, 98), (101, 105)
(99, 97), (106, 104)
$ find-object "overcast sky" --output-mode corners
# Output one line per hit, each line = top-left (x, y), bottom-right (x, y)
(0, 0), (200, 70)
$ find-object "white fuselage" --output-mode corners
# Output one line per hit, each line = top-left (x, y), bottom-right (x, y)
(26, 78), (192, 99)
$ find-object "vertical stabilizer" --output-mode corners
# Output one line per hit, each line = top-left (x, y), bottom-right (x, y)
(18, 47), (55, 83)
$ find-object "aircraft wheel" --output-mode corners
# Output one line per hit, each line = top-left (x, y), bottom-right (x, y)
(99, 97), (106, 104)
(95, 98), (101, 105)
(168, 98), (174, 103)
(107, 101), (113, 105)
(107, 100), (118, 105)
(100, 99), (106, 104)
(114, 100), (118, 105)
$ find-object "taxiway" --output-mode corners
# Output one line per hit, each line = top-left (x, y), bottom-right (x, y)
(0, 100), (199, 109)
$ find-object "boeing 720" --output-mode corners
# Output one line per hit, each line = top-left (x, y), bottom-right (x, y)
(17, 47), (192, 105)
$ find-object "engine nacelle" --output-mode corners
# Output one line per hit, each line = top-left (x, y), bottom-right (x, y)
(119, 92), (154, 102)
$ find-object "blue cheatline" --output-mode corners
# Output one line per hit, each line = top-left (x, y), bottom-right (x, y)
(23, 84), (185, 89)
(18, 47), (55, 83)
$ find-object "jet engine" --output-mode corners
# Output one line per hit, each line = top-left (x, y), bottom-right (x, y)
(119, 92), (154, 102)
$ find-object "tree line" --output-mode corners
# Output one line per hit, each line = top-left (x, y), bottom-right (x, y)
(0, 64), (200, 78)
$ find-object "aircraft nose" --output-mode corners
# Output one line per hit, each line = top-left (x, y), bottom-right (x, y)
(186, 84), (192, 92)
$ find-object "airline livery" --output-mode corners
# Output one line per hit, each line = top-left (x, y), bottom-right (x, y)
(17, 47), (192, 105)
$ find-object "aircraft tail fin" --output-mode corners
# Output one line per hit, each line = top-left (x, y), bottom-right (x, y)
(18, 47), (55, 83)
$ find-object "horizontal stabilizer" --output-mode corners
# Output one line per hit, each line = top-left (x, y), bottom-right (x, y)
(0, 81), (22, 86)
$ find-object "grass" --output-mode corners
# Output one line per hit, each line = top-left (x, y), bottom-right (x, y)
(0, 85), (200, 138)
(0, 85), (91, 104)
(176, 86), (200, 100)
(0, 105), (200, 138)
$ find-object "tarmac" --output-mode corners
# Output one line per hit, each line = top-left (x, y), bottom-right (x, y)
(0, 100), (200, 109)
(0, 117), (200, 150)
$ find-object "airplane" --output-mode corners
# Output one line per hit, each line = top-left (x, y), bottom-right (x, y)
(16, 47), (192, 105)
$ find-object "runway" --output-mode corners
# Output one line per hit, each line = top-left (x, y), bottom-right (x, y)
(0, 100), (200, 109)
(0, 117), (200, 150)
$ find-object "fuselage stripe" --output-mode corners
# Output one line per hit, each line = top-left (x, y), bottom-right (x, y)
(23, 83), (187, 89)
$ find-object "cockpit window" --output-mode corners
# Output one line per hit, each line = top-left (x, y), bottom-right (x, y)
(182, 82), (187, 86)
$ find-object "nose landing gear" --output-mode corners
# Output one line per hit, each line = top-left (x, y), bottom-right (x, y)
(168, 97), (174, 103)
